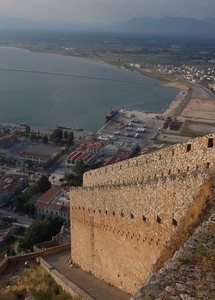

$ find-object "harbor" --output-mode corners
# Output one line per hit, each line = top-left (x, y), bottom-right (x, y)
(96, 108), (164, 148)
(0, 85), (191, 150)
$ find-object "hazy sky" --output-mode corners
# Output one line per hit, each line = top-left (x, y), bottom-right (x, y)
(1, 0), (215, 24)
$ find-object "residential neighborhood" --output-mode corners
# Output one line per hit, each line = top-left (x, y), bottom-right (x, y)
(156, 64), (215, 84)
(0, 122), (141, 226)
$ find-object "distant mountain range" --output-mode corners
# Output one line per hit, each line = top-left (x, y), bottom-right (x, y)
(0, 12), (215, 37)
(113, 16), (215, 37)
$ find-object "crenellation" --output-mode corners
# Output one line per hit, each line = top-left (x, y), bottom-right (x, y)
(70, 134), (215, 294)
(83, 134), (215, 188)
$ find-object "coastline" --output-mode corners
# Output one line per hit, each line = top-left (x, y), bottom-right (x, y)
(0, 44), (205, 122)
(160, 81), (190, 117)
(74, 56), (191, 117)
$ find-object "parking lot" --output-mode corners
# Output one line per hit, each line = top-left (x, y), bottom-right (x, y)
(97, 109), (164, 148)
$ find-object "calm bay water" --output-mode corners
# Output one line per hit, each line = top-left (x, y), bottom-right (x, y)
(0, 46), (178, 132)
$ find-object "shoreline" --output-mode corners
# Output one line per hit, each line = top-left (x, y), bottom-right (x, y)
(0, 45), (193, 124)
(160, 81), (190, 117)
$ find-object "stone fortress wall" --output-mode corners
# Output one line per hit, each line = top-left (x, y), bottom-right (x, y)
(70, 134), (215, 294)
(84, 134), (215, 187)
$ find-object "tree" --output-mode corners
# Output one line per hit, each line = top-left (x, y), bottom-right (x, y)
(69, 131), (74, 140)
(42, 136), (48, 144)
(24, 203), (35, 215)
(24, 203), (31, 214)
(13, 194), (27, 212)
(50, 129), (63, 141)
(67, 131), (74, 147)
(18, 214), (64, 251)
(7, 246), (15, 256)
(67, 136), (74, 147)
(44, 159), (53, 169)
(30, 133), (37, 141)
(30, 203), (35, 215)
(37, 175), (51, 192)
(26, 183), (39, 197)
(62, 162), (85, 186)
(64, 131), (68, 140)
(25, 125), (31, 134)
(53, 137), (61, 145)
(73, 159), (85, 183)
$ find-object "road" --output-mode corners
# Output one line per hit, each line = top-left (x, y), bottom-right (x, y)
(0, 208), (33, 226)
(173, 87), (192, 117)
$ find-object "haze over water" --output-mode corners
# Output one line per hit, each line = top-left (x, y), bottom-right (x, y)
(0, 46), (178, 132)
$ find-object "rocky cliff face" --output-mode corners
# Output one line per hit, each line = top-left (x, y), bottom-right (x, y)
(131, 213), (215, 300)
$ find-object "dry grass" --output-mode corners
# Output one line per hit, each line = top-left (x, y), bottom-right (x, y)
(0, 264), (82, 300)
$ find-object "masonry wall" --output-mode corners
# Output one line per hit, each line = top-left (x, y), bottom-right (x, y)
(0, 244), (71, 275)
(40, 259), (93, 300)
(83, 134), (215, 187)
(70, 134), (215, 294)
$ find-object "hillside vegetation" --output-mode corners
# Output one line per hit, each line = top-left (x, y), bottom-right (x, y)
(0, 264), (82, 300)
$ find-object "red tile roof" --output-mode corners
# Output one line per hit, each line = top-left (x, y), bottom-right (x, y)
(64, 186), (71, 193)
(35, 202), (47, 209)
(0, 134), (17, 144)
(67, 151), (83, 160)
(46, 203), (61, 210)
(38, 186), (61, 203)
(88, 142), (105, 149)
(19, 151), (50, 159)
(103, 156), (124, 166)
(67, 151), (97, 164)
(76, 143), (88, 152)
(0, 188), (7, 195)
(60, 206), (70, 213)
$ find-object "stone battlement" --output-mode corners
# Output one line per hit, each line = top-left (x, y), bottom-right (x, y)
(84, 134), (215, 187)
(70, 134), (215, 294)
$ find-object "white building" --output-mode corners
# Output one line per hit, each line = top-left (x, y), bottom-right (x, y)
(35, 186), (70, 226)
(87, 142), (105, 156)
(102, 144), (119, 157)
(19, 151), (51, 165)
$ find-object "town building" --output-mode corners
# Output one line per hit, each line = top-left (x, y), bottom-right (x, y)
(0, 172), (28, 206)
(87, 142), (106, 156)
(19, 151), (51, 165)
(102, 144), (119, 157)
(0, 148), (11, 159)
(35, 186), (70, 226)
(119, 141), (138, 154)
(66, 151), (98, 166)
(0, 134), (23, 148)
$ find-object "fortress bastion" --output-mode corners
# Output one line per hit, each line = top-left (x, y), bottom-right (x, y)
(70, 133), (215, 294)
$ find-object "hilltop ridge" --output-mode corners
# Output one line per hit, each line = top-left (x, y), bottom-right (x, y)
(0, 13), (215, 37)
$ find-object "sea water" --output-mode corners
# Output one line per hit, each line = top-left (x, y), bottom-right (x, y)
(0, 46), (178, 132)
